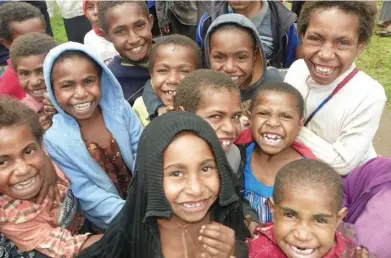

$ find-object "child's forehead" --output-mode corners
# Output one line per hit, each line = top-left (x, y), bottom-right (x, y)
(254, 90), (298, 108)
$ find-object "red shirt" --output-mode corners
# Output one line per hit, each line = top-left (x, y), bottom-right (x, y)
(247, 223), (356, 258)
(0, 59), (26, 99)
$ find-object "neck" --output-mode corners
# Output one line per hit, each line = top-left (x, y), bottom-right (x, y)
(234, 1), (262, 18)
(253, 145), (298, 169)
(77, 106), (102, 128)
(158, 213), (211, 232)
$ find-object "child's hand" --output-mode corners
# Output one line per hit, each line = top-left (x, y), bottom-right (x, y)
(39, 114), (52, 131)
(36, 154), (61, 209)
(43, 91), (57, 118)
(198, 222), (235, 258)
(355, 247), (369, 258)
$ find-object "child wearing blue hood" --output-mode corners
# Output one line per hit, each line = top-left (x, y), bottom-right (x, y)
(43, 42), (143, 230)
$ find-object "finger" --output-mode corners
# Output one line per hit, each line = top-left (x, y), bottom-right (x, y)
(199, 235), (232, 254)
(201, 223), (235, 240)
(203, 243), (229, 258)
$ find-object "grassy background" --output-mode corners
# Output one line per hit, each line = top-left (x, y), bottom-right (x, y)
(49, 4), (391, 102)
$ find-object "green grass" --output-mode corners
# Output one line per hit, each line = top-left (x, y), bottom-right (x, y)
(49, 6), (391, 101)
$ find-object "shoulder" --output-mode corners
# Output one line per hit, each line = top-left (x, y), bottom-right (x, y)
(84, 30), (95, 43)
(350, 70), (386, 101)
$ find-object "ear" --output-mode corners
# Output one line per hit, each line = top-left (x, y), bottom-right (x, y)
(268, 197), (276, 222)
(148, 14), (154, 30)
(336, 207), (348, 227)
(298, 117), (305, 130)
(356, 41), (367, 57)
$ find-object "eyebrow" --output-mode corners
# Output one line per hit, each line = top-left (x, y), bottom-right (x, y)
(280, 206), (298, 214)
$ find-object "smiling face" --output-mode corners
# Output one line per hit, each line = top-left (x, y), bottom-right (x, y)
(85, 0), (99, 27)
(209, 28), (256, 90)
(105, 2), (153, 62)
(195, 88), (242, 152)
(163, 132), (220, 224)
(51, 56), (101, 121)
(16, 54), (46, 102)
(302, 8), (365, 85)
(0, 124), (44, 200)
(270, 185), (347, 258)
(151, 44), (197, 106)
(251, 91), (303, 155)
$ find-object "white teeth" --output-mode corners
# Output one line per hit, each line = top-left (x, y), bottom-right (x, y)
(183, 202), (202, 208)
(31, 89), (45, 95)
(72, 102), (91, 112)
(221, 140), (232, 148)
(262, 133), (282, 145)
(14, 177), (35, 189)
(165, 90), (175, 96)
(315, 65), (333, 75)
(290, 245), (314, 255)
(131, 45), (143, 53)
(230, 76), (239, 82)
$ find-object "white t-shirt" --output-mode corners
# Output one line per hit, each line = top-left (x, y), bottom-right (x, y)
(84, 30), (118, 65)
(284, 59), (386, 175)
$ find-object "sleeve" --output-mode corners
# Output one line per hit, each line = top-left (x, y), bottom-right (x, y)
(142, 80), (163, 117)
(36, 227), (90, 257)
(155, 0), (170, 28)
(283, 24), (299, 68)
(296, 97), (386, 175)
(44, 139), (125, 229)
(45, 0), (56, 18)
(123, 100), (143, 165)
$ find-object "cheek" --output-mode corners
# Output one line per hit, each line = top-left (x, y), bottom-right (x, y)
(163, 178), (183, 204)
(151, 74), (165, 89)
(203, 173), (220, 196)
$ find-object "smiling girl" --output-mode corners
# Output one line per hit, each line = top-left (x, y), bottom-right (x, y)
(284, 1), (386, 175)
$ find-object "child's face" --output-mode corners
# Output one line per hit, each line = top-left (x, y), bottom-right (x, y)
(52, 56), (101, 121)
(302, 8), (365, 85)
(195, 88), (241, 152)
(227, 1), (257, 12)
(209, 28), (256, 90)
(4, 18), (45, 48)
(163, 132), (220, 224)
(151, 44), (197, 106)
(105, 3), (154, 62)
(85, 0), (99, 28)
(16, 54), (46, 102)
(269, 186), (347, 258)
(0, 124), (44, 200)
(251, 91), (303, 155)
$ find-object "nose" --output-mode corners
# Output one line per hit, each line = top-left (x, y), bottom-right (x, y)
(31, 73), (43, 86)
(293, 225), (313, 242)
(184, 174), (203, 197)
(14, 159), (30, 176)
(74, 85), (87, 98)
(222, 58), (236, 74)
(318, 42), (335, 61)
(127, 30), (141, 45)
(92, 5), (98, 16)
(166, 70), (180, 85)
(220, 118), (235, 136)
(266, 115), (280, 127)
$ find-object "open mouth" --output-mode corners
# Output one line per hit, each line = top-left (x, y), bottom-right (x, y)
(314, 64), (334, 77)
(262, 133), (283, 146)
(289, 244), (316, 257)
(29, 88), (46, 97)
(219, 138), (234, 151)
(13, 177), (36, 190)
(181, 199), (208, 212)
(72, 102), (92, 113)
(163, 90), (176, 96)
(129, 45), (144, 54)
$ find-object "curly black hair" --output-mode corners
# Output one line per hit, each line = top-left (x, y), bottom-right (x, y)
(0, 96), (44, 143)
(297, 1), (377, 44)
(148, 34), (202, 72)
(98, 1), (149, 34)
(10, 32), (57, 71)
(0, 2), (45, 42)
(250, 82), (304, 118)
(273, 159), (343, 212)
(174, 69), (240, 113)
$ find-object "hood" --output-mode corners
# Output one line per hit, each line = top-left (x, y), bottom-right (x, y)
(204, 13), (266, 76)
(43, 42), (125, 122)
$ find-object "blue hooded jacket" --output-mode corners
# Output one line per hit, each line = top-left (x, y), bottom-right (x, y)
(43, 42), (143, 229)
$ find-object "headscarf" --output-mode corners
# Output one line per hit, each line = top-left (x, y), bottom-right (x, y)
(82, 0), (104, 37)
(78, 112), (250, 257)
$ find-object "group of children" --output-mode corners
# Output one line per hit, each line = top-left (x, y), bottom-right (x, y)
(0, 1), (389, 258)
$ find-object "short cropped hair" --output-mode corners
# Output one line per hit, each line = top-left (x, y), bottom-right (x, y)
(250, 82), (304, 118)
(174, 69), (240, 113)
(51, 50), (103, 84)
(10, 32), (57, 71)
(297, 1), (377, 44)
(0, 96), (44, 143)
(98, 1), (149, 34)
(0, 2), (45, 42)
(273, 160), (343, 211)
(210, 23), (257, 51)
(148, 34), (202, 72)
